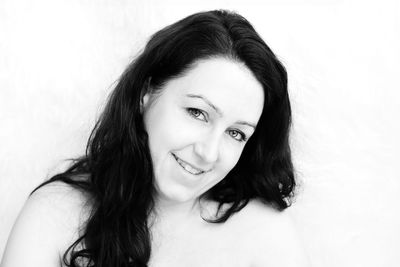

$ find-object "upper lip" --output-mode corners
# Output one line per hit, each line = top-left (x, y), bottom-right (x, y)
(172, 153), (210, 173)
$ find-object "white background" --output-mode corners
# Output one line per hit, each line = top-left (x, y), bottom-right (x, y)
(1, 0), (399, 266)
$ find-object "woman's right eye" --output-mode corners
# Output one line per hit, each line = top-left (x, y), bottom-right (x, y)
(186, 108), (208, 122)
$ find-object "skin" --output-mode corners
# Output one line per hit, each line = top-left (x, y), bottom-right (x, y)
(142, 57), (264, 218)
(1, 58), (310, 267)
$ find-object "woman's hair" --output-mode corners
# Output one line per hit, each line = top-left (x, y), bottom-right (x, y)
(33, 9), (295, 267)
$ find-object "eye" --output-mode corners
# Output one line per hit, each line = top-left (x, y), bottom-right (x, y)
(227, 129), (247, 142)
(186, 108), (208, 122)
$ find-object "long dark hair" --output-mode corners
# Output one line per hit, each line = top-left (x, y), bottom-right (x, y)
(33, 9), (295, 267)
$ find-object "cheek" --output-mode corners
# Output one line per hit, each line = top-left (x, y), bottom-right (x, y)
(199, 147), (243, 195)
(218, 143), (243, 174)
(145, 106), (193, 156)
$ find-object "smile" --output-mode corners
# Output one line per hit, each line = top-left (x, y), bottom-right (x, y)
(172, 153), (206, 175)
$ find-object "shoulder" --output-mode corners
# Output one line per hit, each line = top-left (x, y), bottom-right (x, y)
(29, 180), (92, 230)
(1, 181), (92, 267)
(233, 199), (311, 267)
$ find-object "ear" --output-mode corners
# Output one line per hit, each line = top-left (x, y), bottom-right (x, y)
(140, 78), (152, 113)
(141, 92), (150, 109)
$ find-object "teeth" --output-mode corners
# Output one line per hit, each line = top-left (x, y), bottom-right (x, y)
(174, 155), (204, 175)
(177, 158), (203, 175)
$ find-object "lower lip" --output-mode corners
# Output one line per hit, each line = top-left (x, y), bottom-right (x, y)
(172, 153), (204, 176)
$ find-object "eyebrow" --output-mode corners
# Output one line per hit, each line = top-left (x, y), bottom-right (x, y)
(185, 93), (257, 129)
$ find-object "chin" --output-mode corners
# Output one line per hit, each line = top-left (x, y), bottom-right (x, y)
(156, 184), (198, 203)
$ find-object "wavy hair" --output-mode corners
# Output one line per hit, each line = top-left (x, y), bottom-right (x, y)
(33, 9), (295, 267)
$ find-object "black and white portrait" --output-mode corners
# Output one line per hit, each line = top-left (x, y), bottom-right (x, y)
(1, 1), (399, 267)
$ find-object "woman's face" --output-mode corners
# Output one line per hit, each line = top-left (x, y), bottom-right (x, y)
(142, 57), (264, 204)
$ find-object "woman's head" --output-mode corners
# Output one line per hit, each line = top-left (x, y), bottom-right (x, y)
(88, 10), (294, 213)
(108, 9), (294, 211)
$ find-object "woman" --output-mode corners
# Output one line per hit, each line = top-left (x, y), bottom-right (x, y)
(1, 10), (308, 267)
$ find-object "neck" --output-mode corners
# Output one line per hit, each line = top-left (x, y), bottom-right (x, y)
(151, 195), (200, 222)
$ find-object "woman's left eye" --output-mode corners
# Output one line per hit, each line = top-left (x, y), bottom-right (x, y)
(228, 130), (247, 142)
(186, 108), (208, 122)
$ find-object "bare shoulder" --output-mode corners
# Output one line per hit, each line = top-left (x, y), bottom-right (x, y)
(233, 199), (311, 267)
(1, 180), (92, 267)
(29, 180), (92, 230)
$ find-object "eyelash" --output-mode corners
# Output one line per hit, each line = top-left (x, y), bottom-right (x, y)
(186, 108), (247, 142)
(187, 107), (208, 122)
(228, 129), (247, 142)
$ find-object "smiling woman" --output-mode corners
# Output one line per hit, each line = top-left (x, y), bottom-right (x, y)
(142, 58), (264, 205)
(1, 9), (309, 267)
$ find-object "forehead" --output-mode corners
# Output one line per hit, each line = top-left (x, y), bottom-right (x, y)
(162, 57), (264, 122)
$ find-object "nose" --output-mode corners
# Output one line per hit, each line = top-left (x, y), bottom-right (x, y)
(193, 131), (221, 164)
